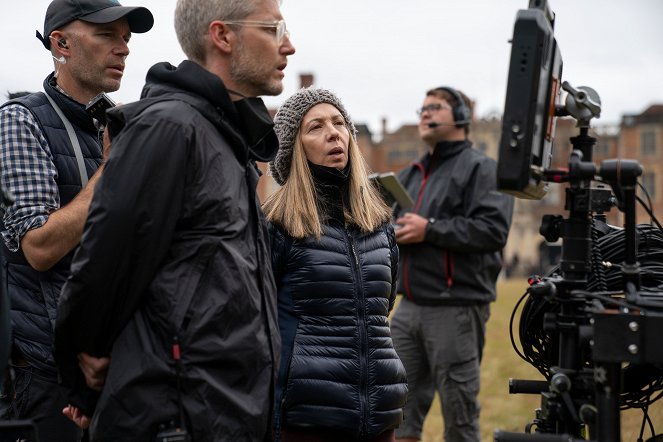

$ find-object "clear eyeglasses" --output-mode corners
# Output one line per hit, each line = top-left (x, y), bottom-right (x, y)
(416, 103), (451, 116)
(224, 19), (290, 45)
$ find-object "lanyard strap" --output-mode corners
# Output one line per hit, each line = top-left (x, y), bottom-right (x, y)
(44, 93), (89, 187)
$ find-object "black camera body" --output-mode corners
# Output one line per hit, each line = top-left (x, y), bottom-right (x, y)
(85, 92), (116, 126)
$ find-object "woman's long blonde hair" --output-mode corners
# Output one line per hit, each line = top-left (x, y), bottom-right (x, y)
(263, 127), (391, 240)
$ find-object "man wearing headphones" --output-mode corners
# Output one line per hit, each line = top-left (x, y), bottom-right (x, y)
(0, 1), (153, 440)
(390, 87), (514, 442)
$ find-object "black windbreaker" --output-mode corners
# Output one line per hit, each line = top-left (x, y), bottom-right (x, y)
(395, 140), (514, 305)
(55, 61), (280, 442)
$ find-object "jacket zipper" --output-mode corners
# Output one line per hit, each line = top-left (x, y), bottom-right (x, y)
(445, 250), (454, 288)
(404, 162), (428, 300)
(347, 230), (368, 436)
(404, 160), (454, 298)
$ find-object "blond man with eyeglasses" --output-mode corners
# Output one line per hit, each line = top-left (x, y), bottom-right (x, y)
(54, 0), (295, 440)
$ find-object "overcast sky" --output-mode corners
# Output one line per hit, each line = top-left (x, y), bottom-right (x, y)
(3, 1), (662, 137)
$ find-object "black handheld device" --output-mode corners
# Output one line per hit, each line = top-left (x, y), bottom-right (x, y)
(85, 92), (116, 125)
(369, 172), (414, 209)
(0, 419), (39, 442)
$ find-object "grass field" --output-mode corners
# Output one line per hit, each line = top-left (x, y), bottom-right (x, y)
(405, 278), (663, 442)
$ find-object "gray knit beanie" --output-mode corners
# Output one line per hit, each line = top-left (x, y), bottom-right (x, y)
(269, 87), (356, 186)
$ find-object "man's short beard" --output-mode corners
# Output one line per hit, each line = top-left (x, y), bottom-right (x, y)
(230, 41), (282, 96)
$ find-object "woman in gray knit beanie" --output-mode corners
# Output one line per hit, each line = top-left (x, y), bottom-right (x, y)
(265, 86), (391, 238)
(262, 87), (407, 441)
(268, 87), (356, 187)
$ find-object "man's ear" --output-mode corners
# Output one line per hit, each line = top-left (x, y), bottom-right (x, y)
(209, 21), (233, 54)
(50, 30), (71, 54)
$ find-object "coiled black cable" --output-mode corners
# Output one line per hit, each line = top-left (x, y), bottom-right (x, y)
(510, 223), (663, 409)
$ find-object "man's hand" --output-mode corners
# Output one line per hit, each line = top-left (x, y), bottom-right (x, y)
(78, 352), (110, 392)
(394, 212), (429, 244)
(62, 405), (90, 429)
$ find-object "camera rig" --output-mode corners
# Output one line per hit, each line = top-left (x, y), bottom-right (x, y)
(494, 2), (663, 441)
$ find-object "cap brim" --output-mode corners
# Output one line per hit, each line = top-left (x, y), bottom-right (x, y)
(80, 6), (154, 34)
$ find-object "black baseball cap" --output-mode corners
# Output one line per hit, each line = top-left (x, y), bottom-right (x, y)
(37, 0), (154, 50)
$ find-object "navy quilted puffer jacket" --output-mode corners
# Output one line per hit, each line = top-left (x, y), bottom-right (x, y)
(270, 220), (407, 439)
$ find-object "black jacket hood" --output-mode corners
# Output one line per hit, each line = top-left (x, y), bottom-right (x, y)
(142, 60), (242, 129)
(125, 60), (279, 162)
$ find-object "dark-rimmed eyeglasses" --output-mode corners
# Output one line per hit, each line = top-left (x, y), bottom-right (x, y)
(416, 103), (451, 117)
(224, 19), (289, 45)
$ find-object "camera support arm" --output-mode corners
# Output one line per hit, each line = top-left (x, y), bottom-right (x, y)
(599, 159), (643, 294)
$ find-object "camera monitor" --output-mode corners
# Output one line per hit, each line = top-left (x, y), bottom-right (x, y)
(497, 0), (563, 200)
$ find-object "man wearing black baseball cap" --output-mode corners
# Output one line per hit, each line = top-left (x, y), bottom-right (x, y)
(37, 0), (153, 49)
(0, 1), (153, 440)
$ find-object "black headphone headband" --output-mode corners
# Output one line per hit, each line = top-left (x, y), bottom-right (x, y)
(434, 86), (470, 127)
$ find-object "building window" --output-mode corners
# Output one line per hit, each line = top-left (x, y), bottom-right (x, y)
(641, 172), (656, 201)
(387, 149), (418, 164)
(641, 130), (657, 155)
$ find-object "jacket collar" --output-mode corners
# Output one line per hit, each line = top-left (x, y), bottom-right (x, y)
(44, 73), (97, 134)
(421, 139), (470, 172)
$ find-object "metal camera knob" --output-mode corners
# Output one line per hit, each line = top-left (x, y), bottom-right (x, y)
(550, 372), (571, 394)
(562, 81), (602, 127)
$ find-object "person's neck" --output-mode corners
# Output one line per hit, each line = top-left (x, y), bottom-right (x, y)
(310, 164), (348, 224)
(203, 58), (251, 102)
(54, 75), (96, 105)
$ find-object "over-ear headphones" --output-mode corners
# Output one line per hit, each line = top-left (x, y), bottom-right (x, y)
(434, 86), (471, 128)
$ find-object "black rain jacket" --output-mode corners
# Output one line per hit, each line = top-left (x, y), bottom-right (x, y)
(54, 60), (280, 442)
